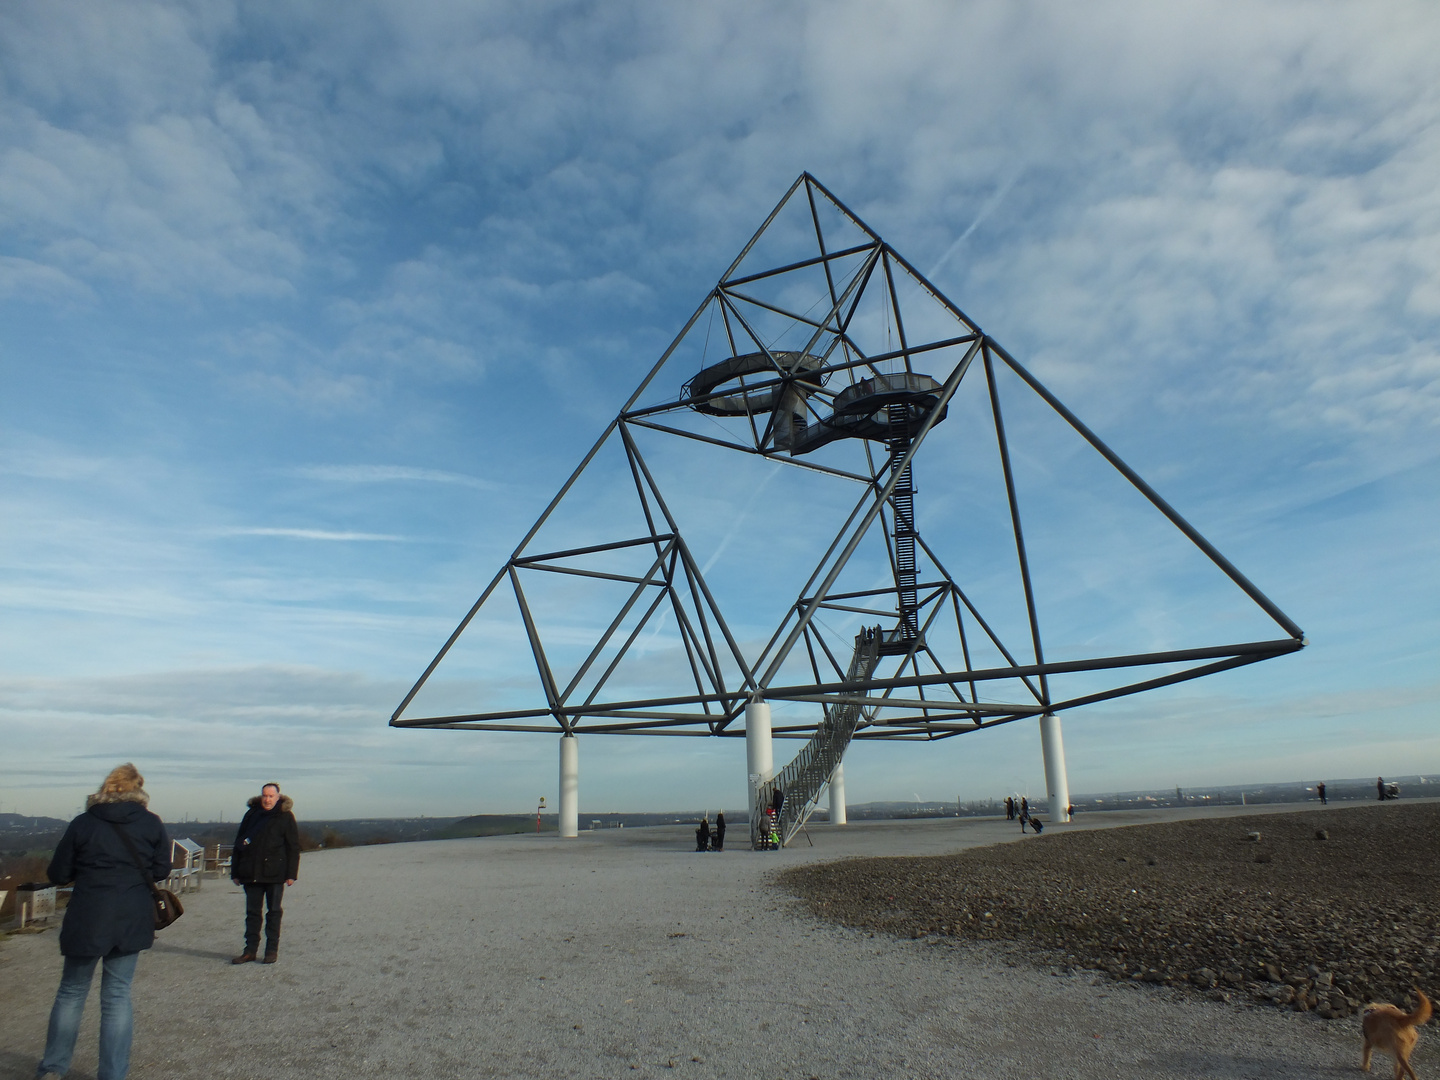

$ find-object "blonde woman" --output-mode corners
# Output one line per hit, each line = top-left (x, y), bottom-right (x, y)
(37, 764), (169, 1080)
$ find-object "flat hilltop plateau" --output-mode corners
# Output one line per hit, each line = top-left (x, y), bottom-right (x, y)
(0, 800), (1425, 1079)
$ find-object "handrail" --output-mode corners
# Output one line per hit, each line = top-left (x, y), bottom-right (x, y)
(753, 627), (882, 848)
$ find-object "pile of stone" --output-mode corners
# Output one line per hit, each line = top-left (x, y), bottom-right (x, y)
(779, 802), (1438, 1019)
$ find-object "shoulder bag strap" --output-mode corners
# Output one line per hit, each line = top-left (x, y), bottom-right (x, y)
(104, 818), (166, 898)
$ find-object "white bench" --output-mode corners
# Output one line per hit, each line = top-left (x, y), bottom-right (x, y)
(169, 838), (205, 893)
(206, 843), (232, 877)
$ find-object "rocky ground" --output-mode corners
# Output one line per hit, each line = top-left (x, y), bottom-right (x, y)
(779, 801), (1438, 1021)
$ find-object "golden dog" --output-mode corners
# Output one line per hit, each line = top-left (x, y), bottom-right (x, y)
(1363, 988), (1431, 1080)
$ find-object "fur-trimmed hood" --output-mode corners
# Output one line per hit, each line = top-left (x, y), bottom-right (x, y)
(232, 794), (302, 884)
(86, 788), (149, 809)
(246, 794), (294, 813)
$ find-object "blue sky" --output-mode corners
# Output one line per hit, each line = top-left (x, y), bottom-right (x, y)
(3, 1), (1438, 820)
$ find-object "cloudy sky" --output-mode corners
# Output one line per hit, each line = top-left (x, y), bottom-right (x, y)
(3, 1), (1437, 821)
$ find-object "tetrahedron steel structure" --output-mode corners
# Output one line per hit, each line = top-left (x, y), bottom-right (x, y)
(391, 173), (1304, 744)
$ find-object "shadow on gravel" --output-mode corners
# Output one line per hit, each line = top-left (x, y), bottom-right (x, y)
(150, 941), (233, 962)
(0, 1049), (90, 1080)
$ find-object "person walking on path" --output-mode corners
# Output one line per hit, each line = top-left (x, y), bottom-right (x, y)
(230, 783), (300, 965)
(714, 811), (726, 852)
(1005, 796), (1015, 820)
(1019, 797), (1029, 834)
(1377, 777), (1385, 802)
(36, 763), (170, 1080)
(1317, 782), (1327, 805)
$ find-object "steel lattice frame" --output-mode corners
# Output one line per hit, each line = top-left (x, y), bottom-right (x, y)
(391, 173), (1304, 741)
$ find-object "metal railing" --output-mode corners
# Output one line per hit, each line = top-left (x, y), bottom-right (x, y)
(753, 627), (882, 848)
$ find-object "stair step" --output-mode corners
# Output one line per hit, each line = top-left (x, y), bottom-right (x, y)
(753, 628), (883, 849)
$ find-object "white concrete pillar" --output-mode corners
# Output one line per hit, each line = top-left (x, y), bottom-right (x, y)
(1040, 712), (1070, 823)
(559, 733), (579, 838)
(829, 761), (847, 825)
(745, 700), (774, 812)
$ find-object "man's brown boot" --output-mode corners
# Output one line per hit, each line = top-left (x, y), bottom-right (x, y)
(262, 949), (278, 964)
(231, 951), (257, 964)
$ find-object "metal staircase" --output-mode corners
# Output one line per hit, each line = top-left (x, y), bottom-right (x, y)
(752, 627), (883, 849)
(883, 401), (919, 654)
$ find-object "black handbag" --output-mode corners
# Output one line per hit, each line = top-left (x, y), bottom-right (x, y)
(106, 820), (185, 929)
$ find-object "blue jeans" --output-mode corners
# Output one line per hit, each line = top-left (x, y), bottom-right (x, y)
(38, 951), (138, 1080)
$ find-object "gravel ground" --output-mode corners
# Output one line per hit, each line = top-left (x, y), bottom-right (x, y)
(0, 804), (1410, 1079)
(781, 801), (1439, 1023)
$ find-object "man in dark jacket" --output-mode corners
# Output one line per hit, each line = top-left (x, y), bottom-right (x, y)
(230, 783), (300, 965)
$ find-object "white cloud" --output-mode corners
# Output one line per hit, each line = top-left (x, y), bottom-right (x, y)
(291, 464), (498, 488)
(214, 527), (408, 542)
(3, 0), (1440, 819)
(0, 254), (93, 302)
(5, 0), (1430, 438)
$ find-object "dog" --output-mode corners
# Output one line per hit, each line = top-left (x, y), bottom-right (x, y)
(1362, 988), (1431, 1080)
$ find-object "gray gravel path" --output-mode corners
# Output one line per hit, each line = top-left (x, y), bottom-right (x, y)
(0, 807), (1387, 1079)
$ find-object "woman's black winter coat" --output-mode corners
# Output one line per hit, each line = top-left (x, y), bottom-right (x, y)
(47, 793), (170, 958)
(230, 795), (300, 884)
